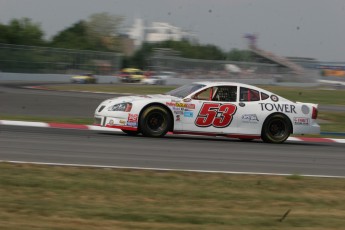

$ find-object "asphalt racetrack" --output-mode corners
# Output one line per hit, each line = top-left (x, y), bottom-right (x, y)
(0, 82), (110, 118)
(1, 82), (345, 177)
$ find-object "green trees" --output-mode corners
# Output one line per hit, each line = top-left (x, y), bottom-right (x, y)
(51, 13), (123, 52)
(86, 12), (123, 52)
(50, 21), (92, 50)
(0, 13), (123, 52)
(153, 40), (226, 60)
(0, 18), (45, 46)
(125, 40), (225, 69)
(227, 48), (252, 62)
(125, 40), (253, 69)
(0, 15), (253, 70)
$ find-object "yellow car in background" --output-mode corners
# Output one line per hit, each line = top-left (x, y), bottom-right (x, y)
(71, 73), (97, 84)
(119, 68), (145, 83)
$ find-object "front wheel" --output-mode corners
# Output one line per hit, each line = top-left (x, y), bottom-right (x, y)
(261, 114), (291, 144)
(140, 106), (172, 137)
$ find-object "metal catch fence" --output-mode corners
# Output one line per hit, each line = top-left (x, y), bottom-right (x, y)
(148, 48), (285, 80)
(0, 43), (122, 74)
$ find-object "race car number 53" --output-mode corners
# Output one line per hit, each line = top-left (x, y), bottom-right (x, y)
(195, 103), (237, 128)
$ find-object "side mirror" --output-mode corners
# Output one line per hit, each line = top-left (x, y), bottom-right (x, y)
(183, 98), (192, 102)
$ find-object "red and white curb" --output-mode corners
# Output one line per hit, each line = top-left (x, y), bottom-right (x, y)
(1, 119), (345, 144)
(0, 120), (112, 132)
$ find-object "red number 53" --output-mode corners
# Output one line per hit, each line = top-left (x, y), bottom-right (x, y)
(195, 103), (237, 128)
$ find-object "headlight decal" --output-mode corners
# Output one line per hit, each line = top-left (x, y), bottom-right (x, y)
(125, 103), (132, 112)
(98, 105), (106, 112)
(108, 103), (132, 112)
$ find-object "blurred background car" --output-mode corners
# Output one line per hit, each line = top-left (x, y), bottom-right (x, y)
(141, 76), (166, 85)
(119, 68), (145, 83)
(71, 73), (97, 84)
(141, 71), (176, 85)
(155, 71), (176, 79)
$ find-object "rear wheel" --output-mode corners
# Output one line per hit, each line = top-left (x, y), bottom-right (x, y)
(121, 130), (140, 136)
(140, 106), (172, 137)
(261, 114), (291, 144)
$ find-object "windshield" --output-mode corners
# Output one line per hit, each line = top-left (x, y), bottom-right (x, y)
(165, 83), (206, 98)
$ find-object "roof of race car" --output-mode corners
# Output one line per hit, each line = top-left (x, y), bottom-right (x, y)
(194, 81), (268, 91)
(191, 81), (287, 101)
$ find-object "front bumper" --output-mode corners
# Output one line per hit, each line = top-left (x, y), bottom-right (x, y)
(94, 115), (138, 131)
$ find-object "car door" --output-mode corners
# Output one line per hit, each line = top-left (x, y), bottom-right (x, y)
(235, 86), (265, 135)
(180, 86), (239, 134)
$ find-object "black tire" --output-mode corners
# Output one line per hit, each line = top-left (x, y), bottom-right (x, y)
(121, 130), (140, 136)
(140, 106), (172, 137)
(261, 114), (291, 144)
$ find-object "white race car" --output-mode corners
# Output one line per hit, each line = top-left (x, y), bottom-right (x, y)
(141, 76), (166, 85)
(94, 82), (320, 143)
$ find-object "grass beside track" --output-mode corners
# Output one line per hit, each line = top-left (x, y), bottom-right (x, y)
(1, 163), (345, 230)
(261, 86), (345, 106)
(317, 111), (345, 133)
(45, 84), (176, 95)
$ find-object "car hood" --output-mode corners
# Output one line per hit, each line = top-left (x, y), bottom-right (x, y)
(101, 94), (181, 105)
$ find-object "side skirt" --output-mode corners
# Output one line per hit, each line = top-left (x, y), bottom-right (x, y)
(172, 130), (261, 139)
(94, 124), (138, 131)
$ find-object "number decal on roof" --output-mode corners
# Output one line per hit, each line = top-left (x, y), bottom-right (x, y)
(195, 103), (237, 128)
